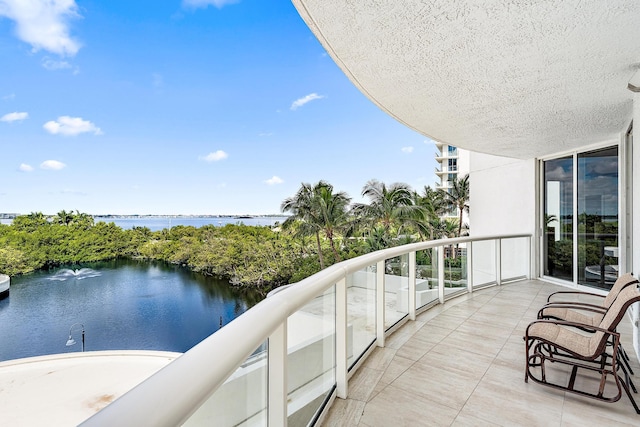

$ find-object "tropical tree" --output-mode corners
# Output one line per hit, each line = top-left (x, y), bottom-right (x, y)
(312, 182), (351, 262)
(440, 174), (469, 237)
(54, 210), (75, 226)
(413, 185), (448, 240)
(354, 180), (424, 243)
(281, 181), (351, 268)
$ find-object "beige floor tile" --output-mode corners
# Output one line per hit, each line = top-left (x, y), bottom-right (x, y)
(361, 346), (396, 371)
(359, 384), (460, 426)
(451, 412), (501, 427)
(461, 377), (564, 426)
(391, 362), (481, 410)
(379, 355), (415, 384)
(348, 366), (385, 402)
(321, 398), (366, 427)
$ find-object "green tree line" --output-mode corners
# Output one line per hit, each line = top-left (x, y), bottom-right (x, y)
(0, 177), (469, 294)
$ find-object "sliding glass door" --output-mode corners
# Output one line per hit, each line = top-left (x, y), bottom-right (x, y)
(543, 146), (619, 290)
(543, 157), (573, 282)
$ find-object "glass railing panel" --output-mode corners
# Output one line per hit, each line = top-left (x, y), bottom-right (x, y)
(472, 239), (496, 288)
(385, 254), (409, 329)
(287, 285), (336, 426)
(444, 242), (467, 298)
(500, 237), (529, 281)
(182, 343), (268, 427)
(346, 265), (376, 369)
(415, 248), (439, 309)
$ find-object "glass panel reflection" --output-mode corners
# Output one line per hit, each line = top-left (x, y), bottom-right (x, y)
(346, 266), (376, 369)
(577, 147), (619, 289)
(415, 248), (439, 309)
(287, 286), (335, 426)
(544, 156), (574, 282)
(501, 237), (529, 281)
(472, 240), (496, 288)
(444, 242), (467, 298)
(384, 254), (409, 329)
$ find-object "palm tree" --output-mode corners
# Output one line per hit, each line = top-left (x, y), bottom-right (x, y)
(355, 180), (424, 243)
(312, 183), (351, 262)
(414, 185), (448, 240)
(54, 210), (74, 226)
(281, 181), (351, 268)
(441, 174), (469, 237)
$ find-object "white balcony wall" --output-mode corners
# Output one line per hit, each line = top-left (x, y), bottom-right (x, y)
(469, 152), (536, 237)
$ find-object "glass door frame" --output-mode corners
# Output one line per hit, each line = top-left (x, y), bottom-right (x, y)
(538, 139), (628, 290)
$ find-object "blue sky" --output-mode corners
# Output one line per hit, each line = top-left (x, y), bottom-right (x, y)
(0, 0), (437, 215)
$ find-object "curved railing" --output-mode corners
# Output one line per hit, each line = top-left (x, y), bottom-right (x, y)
(81, 234), (532, 426)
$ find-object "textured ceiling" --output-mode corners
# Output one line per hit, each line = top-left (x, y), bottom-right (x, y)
(292, 0), (640, 159)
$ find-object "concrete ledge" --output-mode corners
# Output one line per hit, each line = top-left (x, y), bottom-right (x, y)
(0, 350), (180, 426)
(0, 274), (9, 300)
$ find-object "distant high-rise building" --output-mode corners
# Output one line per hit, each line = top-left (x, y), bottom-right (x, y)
(434, 141), (469, 223)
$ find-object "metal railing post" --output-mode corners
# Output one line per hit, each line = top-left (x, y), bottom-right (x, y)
(336, 278), (348, 399)
(268, 322), (287, 427)
(376, 260), (385, 347)
(408, 251), (416, 320)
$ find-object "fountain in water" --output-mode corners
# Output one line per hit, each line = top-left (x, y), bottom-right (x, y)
(49, 268), (101, 281)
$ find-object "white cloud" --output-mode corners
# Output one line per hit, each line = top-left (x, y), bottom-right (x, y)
(200, 150), (228, 162)
(0, 0), (82, 56)
(1, 111), (28, 122)
(182, 0), (240, 9)
(43, 116), (102, 136)
(41, 57), (78, 73)
(40, 159), (66, 170)
(258, 132), (273, 137)
(2, 93), (15, 100)
(401, 146), (414, 153)
(265, 176), (284, 185)
(290, 93), (325, 110)
(18, 163), (33, 172)
(216, 182), (227, 188)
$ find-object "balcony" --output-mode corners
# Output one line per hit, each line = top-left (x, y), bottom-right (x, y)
(322, 279), (640, 425)
(434, 166), (458, 176)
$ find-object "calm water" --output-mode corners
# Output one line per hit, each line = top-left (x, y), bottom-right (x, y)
(0, 216), (288, 231)
(96, 216), (288, 231)
(0, 259), (262, 362)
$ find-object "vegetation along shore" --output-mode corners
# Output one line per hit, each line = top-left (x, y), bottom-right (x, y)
(0, 177), (469, 295)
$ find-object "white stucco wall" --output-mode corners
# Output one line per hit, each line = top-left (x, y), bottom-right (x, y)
(468, 152), (537, 237)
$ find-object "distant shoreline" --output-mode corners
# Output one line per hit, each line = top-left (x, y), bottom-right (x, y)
(0, 213), (288, 220)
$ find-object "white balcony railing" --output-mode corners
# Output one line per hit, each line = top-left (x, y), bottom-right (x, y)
(81, 234), (532, 427)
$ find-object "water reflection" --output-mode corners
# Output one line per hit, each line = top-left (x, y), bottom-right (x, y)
(0, 259), (262, 362)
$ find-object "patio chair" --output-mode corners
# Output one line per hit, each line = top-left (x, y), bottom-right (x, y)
(538, 273), (639, 376)
(525, 284), (640, 414)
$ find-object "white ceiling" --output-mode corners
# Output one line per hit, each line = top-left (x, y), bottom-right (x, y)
(292, 0), (640, 159)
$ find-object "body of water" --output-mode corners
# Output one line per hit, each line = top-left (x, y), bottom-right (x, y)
(1, 216), (288, 231)
(0, 259), (262, 362)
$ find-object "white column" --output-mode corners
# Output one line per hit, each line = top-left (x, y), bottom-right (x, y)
(438, 247), (445, 304)
(466, 242), (474, 292)
(335, 278), (348, 399)
(268, 322), (287, 427)
(496, 239), (502, 286)
(631, 81), (640, 360)
(376, 260), (385, 347)
(408, 251), (416, 320)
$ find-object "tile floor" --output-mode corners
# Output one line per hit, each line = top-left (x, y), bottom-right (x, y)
(320, 280), (640, 426)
